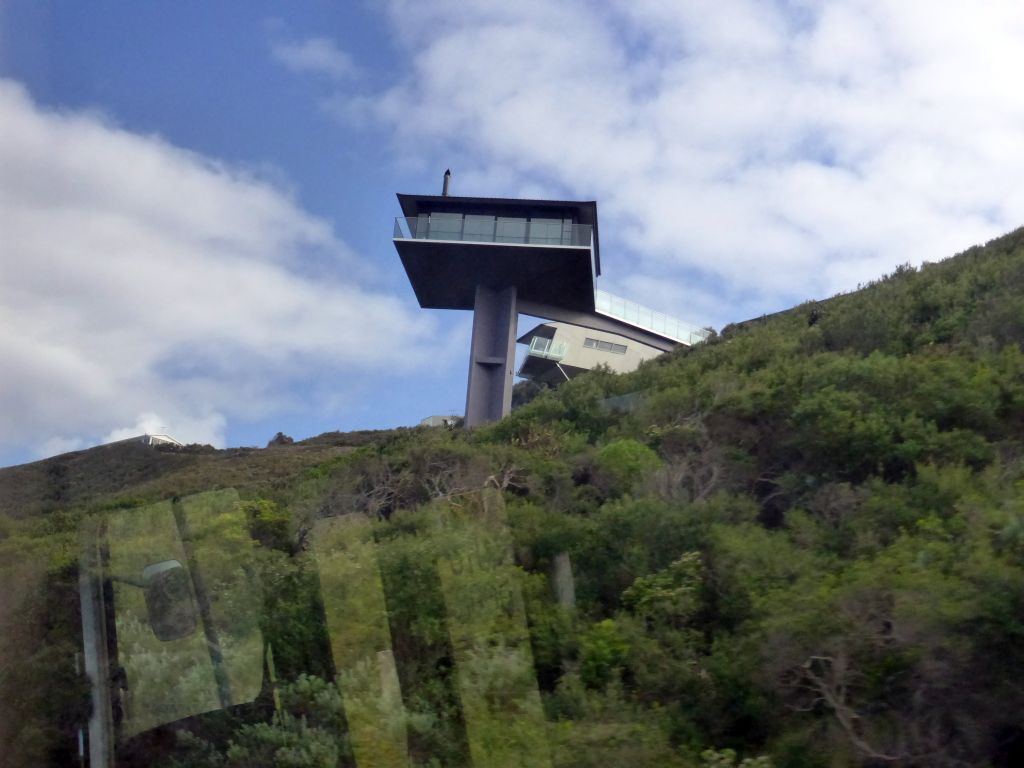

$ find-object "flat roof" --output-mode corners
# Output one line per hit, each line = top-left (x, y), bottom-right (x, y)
(516, 322), (556, 344)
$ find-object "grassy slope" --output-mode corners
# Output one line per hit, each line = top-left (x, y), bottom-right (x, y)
(0, 429), (405, 519)
(3, 226), (1024, 767)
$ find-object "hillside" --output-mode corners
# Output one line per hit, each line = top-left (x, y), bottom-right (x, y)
(0, 429), (395, 520)
(2, 227), (1024, 768)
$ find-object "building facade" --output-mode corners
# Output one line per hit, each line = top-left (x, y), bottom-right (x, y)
(392, 181), (708, 426)
(517, 321), (663, 384)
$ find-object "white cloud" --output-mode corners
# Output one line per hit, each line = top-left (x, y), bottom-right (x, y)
(270, 36), (358, 80)
(101, 412), (226, 447)
(36, 436), (88, 459)
(328, 0), (1024, 326)
(0, 80), (439, 461)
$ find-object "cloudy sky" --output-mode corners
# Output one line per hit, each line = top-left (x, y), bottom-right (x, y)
(2, 1), (1024, 467)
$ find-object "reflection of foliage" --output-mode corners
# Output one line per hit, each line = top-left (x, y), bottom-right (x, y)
(107, 491), (264, 736)
(0, 514), (89, 767)
(253, 547), (333, 682)
(168, 675), (351, 768)
(243, 499), (293, 552)
(225, 714), (341, 768)
(435, 492), (552, 767)
(116, 612), (219, 726)
(701, 748), (773, 768)
(313, 515), (407, 767)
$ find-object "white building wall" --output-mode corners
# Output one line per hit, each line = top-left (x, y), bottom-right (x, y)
(544, 322), (663, 374)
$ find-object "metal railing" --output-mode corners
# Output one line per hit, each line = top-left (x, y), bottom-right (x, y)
(594, 289), (711, 346)
(393, 217), (593, 248)
(527, 337), (567, 360)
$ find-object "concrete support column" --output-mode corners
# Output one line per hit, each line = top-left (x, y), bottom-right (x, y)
(464, 285), (518, 427)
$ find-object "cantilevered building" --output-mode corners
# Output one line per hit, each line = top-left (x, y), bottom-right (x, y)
(517, 321), (657, 384)
(517, 290), (710, 384)
(392, 176), (708, 426)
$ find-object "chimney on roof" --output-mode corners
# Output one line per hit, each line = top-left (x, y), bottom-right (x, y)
(442, 169), (451, 196)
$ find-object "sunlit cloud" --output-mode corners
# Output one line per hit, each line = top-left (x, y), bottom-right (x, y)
(0, 80), (440, 461)
(270, 36), (359, 81)
(311, 0), (1024, 325)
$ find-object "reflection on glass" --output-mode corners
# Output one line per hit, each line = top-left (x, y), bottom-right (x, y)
(1, 462), (604, 767)
(309, 491), (554, 766)
(463, 214), (497, 242)
(178, 490), (264, 704)
(312, 515), (408, 768)
(528, 218), (563, 244)
(102, 489), (263, 737)
(495, 217), (528, 243)
(426, 212), (463, 240)
(436, 489), (552, 768)
(141, 560), (197, 642)
(396, 216), (593, 248)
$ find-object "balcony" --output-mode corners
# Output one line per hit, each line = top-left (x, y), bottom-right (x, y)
(526, 336), (567, 360)
(594, 289), (711, 346)
(394, 216), (593, 248)
(392, 209), (599, 313)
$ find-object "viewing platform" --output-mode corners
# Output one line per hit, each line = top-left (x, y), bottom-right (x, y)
(393, 215), (593, 248)
(392, 194), (599, 314)
(392, 181), (707, 427)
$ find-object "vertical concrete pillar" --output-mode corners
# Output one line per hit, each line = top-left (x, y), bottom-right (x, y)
(464, 285), (518, 427)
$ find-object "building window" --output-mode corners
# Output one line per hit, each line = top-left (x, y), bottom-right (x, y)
(584, 338), (627, 354)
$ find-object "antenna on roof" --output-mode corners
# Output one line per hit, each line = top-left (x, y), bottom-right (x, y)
(442, 169), (451, 196)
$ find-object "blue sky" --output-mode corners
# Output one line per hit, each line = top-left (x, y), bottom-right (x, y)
(2, 1), (1024, 467)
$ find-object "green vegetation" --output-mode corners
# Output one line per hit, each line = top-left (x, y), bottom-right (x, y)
(3, 227), (1024, 766)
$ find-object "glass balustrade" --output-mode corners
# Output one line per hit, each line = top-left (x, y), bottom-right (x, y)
(394, 216), (592, 247)
(393, 215), (707, 347)
(527, 336), (567, 360)
(594, 289), (711, 346)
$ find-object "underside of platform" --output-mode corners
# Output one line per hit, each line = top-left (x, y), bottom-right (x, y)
(394, 239), (596, 313)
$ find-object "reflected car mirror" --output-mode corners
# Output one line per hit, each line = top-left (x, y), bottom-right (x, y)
(142, 560), (198, 641)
